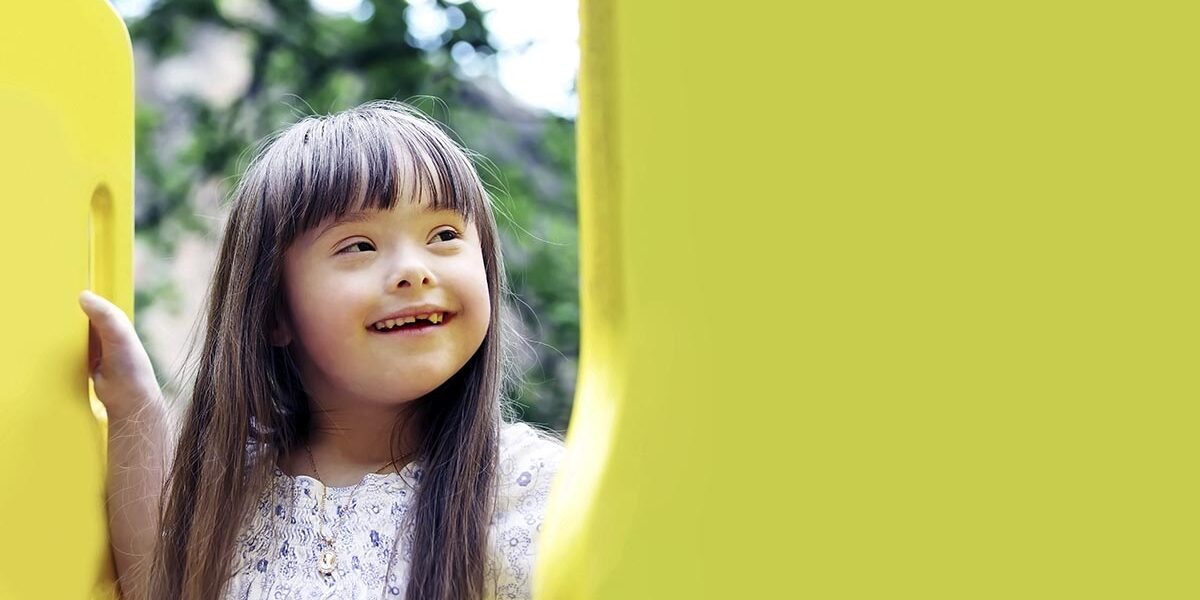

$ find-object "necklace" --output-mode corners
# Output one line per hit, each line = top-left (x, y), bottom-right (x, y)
(302, 444), (405, 577)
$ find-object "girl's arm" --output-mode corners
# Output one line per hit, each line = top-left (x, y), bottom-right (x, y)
(79, 291), (172, 600)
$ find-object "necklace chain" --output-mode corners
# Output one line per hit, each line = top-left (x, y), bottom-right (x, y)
(302, 443), (405, 576)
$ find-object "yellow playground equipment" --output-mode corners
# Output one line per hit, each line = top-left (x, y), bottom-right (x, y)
(3, 1), (1195, 599)
(0, 1), (133, 598)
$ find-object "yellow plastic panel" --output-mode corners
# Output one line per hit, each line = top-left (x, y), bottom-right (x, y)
(0, 2), (133, 598)
(539, 1), (1196, 598)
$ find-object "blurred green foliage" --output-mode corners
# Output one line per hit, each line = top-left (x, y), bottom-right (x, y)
(125, 0), (577, 432)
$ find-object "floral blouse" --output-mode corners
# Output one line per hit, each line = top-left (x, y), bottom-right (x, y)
(224, 422), (564, 600)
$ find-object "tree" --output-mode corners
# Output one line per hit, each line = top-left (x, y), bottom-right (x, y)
(124, 0), (577, 431)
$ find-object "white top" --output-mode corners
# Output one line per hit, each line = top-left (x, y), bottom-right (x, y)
(224, 422), (565, 600)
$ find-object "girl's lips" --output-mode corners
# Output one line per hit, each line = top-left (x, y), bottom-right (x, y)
(369, 306), (453, 328)
(369, 313), (454, 336)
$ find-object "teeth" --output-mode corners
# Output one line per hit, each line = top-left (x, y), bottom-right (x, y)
(373, 312), (445, 331)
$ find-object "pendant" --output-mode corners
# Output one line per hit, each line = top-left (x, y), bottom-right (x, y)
(318, 549), (337, 576)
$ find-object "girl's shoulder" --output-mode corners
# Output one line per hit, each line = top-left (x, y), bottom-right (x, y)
(487, 423), (566, 596)
(499, 421), (565, 466)
(496, 421), (565, 495)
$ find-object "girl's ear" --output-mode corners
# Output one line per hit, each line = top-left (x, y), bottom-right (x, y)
(268, 298), (294, 347)
(269, 322), (293, 347)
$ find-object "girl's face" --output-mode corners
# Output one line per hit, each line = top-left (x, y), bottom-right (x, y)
(276, 198), (491, 408)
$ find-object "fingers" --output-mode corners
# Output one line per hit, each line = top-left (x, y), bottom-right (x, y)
(78, 290), (163, 416)
(78, 290), (139, 351)
(88, 319), (102, 374)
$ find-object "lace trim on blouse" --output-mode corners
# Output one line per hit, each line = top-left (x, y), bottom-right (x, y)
(223, 422), (564, 600)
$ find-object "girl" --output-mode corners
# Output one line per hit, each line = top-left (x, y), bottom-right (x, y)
(79, 100), (565, 600)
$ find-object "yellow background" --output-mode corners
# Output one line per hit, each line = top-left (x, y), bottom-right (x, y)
(1, 0), (1196, 598)
(537, 1), (1198, 598)
(0, 1), (132, 598)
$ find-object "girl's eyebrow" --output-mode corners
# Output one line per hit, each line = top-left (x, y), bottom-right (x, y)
(318, 212), (375, 238)
(317, 206), (460, 238)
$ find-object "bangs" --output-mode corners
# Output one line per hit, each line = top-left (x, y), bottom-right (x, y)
(255, 103), (488, 246)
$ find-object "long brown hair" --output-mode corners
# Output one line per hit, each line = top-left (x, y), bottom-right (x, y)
(149, 100), (524, 599)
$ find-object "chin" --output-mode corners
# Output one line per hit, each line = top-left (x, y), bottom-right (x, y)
(351, 359), (470, 404)
(377, 375), (452, 404)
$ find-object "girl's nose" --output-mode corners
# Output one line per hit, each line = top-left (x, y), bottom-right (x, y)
(395, 273), (433, 289)
(389, 258), (436, 290)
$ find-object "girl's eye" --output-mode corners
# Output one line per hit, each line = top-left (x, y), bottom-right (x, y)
(433, 229), (461, 243)
(339, 241), (375, 254)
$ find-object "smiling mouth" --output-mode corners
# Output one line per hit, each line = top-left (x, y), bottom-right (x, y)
(369, 313), (454, 334)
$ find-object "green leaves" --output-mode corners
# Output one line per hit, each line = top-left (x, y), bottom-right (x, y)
(128, 0), (578, 431)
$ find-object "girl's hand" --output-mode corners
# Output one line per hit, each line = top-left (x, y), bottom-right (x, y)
(78, 290), (164, 420)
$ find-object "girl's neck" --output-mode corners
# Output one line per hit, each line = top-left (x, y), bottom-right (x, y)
(280, 403), (421, 486)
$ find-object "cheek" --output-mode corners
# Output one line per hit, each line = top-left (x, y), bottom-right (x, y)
(470, 293), (492, 344)
(455, 262), (492, 347)
(286, 274), (369, 346)
(287, 293), (330, 350)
